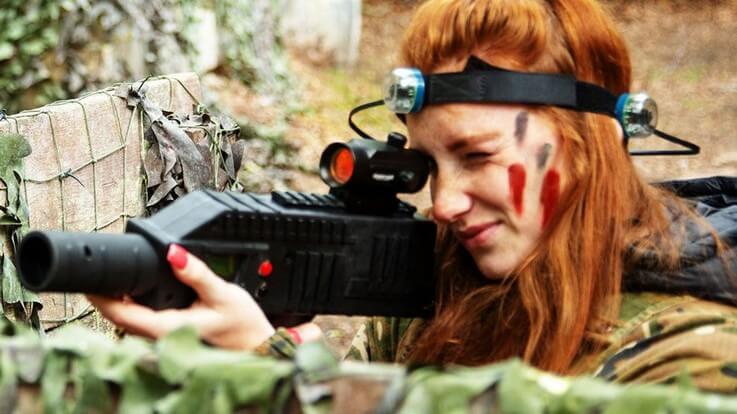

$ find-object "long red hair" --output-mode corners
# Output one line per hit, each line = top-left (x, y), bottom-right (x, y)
(403, 0), (689, 373)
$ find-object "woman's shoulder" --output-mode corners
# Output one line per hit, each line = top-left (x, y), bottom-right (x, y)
(344, 316), (427, 363)
(585, 292), (737, 392)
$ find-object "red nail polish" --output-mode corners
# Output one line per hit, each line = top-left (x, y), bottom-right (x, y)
(167, 244), (188, 270)
(286, 327), (303, 344)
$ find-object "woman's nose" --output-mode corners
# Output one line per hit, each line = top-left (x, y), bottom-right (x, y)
(431, 172), (472, 223)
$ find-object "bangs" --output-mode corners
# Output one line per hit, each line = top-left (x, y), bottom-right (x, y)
(400, 0), (553, 72)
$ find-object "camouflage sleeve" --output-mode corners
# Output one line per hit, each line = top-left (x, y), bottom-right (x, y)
(344, 317), (419, 362)
(253, 328), (299, 359)
(590, 294), (737, 393)
(344, 320), (371, 361)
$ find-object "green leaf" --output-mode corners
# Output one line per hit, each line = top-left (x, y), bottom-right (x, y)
(72, 359), (114, 413)
(497, 360), (552, 414)
(0, 43), (14, 60)
(47, 3), (61, 21)
(399, 362), (507, 414)
(0, 134), (36, 309)
(1, 252), (40, 305)
(4, 335), (44, 383)
(89, 336), (151, 383)
(45, 325), (111, 357)
(156, 326), (256, 384)
(155, 374), (218, 414)
(8, 61), (23, 76)
(0, 349), (18, 414)
(550, 377), (618, 414)
(5, 21), (24, 41)
(41, 352), (72, 413)
(192, 357), (294, 411)
(118, 367), (171, 414)
(0, 134), (31, 171)
(20, 39), (48, 56)
(603, 386), (671, 414)
(154, 327), (295, 412)
(41, 28), (58, 45)
(294, 341), (339, 380)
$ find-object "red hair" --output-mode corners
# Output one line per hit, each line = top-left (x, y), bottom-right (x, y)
(403, 0), (689, 373)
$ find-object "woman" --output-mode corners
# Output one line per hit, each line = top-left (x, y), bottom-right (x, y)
(90, 0), (737, 391)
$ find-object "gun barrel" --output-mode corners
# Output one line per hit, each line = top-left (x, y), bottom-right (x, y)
(18, 231), (162, 297)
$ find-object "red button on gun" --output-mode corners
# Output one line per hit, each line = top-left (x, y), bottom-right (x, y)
(258, 260), (273, 277)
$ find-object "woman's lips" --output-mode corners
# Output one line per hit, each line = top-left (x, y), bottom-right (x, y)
(457, 221), (501, 249)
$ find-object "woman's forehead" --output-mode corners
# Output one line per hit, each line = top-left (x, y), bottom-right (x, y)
(409, 103), (523, 131)
(407, 105), (511, 148)
(408, 104), (554, 151)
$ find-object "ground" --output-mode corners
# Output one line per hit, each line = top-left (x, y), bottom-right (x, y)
(220, 0), (737, 356)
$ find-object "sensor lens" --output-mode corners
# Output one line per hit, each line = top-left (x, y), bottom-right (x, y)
(383, 68), (425, 114)
(618, 93), (658, 138)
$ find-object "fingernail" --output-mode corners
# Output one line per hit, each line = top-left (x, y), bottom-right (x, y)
(167, 244), (188, 270)
(286, 327), (303, 344)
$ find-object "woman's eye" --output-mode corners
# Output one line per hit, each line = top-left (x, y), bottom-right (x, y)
(464, 152), (493, 162)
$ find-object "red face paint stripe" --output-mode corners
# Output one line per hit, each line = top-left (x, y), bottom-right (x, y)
(508, 164), (526, 215)
(540, 170), (560, 227)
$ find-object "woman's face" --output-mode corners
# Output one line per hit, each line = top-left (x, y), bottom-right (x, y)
(407, 102), (566, 279)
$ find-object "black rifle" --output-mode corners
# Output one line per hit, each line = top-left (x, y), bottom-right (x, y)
(17, 134), (437, 320)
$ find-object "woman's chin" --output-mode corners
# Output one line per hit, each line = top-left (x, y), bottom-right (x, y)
(476, 256), (516, 280)
(472, 238), (536, 280)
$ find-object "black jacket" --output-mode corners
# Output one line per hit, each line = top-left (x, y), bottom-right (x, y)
(624, 176), (737, 305)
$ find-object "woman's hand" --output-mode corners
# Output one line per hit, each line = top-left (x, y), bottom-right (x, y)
(88, 244), (321, 351)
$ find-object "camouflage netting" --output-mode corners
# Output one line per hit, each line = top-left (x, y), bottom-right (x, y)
(0, 0), (300, 328)
(1, 318), (736, 413)
(0, 73), (248, 330)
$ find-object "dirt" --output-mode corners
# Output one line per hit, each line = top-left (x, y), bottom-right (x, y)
(611, 0), (737, 180)
(232, 0), (737, 357)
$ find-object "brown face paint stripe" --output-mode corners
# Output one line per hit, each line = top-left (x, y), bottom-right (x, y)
(514, 112), (529, 145)
(540, 170), (560, 227)
(536, 143), (553, 170)
(508, 163), (526, 215)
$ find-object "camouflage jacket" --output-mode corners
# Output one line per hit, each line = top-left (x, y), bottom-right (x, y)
(343, 292), (737, 393)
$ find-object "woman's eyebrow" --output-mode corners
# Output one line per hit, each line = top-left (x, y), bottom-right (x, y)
(445, 131), (502, 152)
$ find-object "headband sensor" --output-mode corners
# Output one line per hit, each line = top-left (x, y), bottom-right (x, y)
(352, 56), (699, 156)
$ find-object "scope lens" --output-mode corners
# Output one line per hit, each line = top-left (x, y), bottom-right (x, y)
(330, 147), (354, 184)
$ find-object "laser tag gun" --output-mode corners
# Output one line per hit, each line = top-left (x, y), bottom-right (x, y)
(16, 132), (437, 320)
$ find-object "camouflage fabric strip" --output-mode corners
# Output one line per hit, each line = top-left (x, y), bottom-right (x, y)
(255, 327), (299, 359)
(345, 317), (426, 363)
(590, 293), (737, 392)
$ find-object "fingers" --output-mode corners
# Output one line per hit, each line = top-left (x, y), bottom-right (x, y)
(166, 244), (230, 305)
(86, 294), (166, 338)
(88, 245), (277, 351)
(86, 294), (215, 339)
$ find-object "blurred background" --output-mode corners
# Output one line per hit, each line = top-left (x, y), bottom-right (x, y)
(1, 0), (735, 353)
